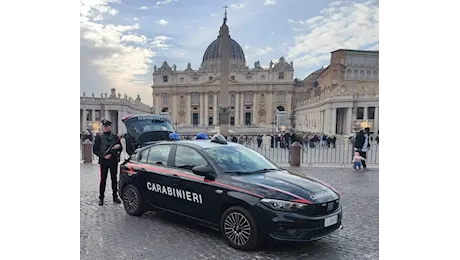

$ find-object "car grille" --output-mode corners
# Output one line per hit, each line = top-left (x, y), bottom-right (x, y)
(301, 200), (340, 216)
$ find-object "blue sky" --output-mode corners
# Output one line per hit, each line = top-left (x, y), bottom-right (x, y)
(81, 0), (379, 103)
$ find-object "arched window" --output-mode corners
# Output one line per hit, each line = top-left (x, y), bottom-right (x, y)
(162, 94), (168, 105)
(353, 70), (358, 80)
(278, 92), (285, 104)
(360, 70), (365, 80)
(366, 71), (371, 80)
(346, 69), (352, 80)
(244, 92), (252, 104)
(192, 93), (199, 105)
(180, 95), (185, 104)
(372, 71), (378, 80)
(260, 94), (265, 103)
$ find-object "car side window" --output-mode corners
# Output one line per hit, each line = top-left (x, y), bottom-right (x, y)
(138, 149), (149, 163)
(146, 145), (172, 166)
(174, 146), (208, 171)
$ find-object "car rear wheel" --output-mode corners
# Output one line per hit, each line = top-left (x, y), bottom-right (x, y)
(220, 206), (259, 251)
(122, 184), (145, 216)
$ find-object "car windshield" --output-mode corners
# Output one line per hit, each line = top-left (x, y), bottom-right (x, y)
(127, 120), (174, 138)
(205, 145), (279, 174)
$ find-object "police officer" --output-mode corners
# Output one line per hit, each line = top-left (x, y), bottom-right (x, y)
(93, 119), (123, 206)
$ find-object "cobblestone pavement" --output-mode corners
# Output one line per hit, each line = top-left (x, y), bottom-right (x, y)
(81, 163), (379, 260)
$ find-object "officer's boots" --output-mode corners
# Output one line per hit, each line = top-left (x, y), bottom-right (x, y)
(98, 198), (104, 206)
(113, 195), (121, 204)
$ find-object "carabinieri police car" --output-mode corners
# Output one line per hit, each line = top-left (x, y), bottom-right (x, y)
(119, 134), (343, 251)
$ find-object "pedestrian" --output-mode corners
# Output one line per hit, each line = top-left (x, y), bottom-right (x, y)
(352, 152), (366, 170)
(354, 127), (371, 169)
(93, 119), (123, 206)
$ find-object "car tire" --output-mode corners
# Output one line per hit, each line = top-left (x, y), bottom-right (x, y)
(220, 206), (259, 251)
(122, 184), (145, 216)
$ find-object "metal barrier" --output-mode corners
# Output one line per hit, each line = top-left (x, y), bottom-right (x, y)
(80, 136), (378, 166)
(181, 135), (379, 166)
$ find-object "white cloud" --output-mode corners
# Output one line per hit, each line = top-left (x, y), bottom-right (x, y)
(253, 47), (274, 56)
(230, 3), (246, 9)
(151, 36), (172, 49)
(133, 17), (139, 21)
(264, 0), (276, 5)
(121, 34), (148, 44)
(139, 6), (149, 10)
(210, 13), (216, 17)
(80, 0), (155, 101)
(157, 0), (177, 5)
(287, 0), (379, 68)
(367, 42), (379, 50)
(156, 19), (169, 26)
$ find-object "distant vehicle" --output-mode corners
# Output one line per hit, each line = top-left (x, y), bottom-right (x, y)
(119, 134), (343, 251)
(121, 114), (175, 155)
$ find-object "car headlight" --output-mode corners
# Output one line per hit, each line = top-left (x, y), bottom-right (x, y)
(260, 198), (308, 211)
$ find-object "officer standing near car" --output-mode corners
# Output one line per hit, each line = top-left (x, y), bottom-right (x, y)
(93, 119), (123, 206)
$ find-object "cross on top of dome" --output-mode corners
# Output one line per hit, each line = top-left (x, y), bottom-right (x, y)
(223, 4), (228, 24)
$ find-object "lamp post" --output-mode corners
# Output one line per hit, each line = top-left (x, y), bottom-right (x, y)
(174, 121), (179, 131)
(271, 121), (276, 134)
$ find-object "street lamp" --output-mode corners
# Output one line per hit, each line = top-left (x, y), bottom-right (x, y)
(174, 121), (179, 131)
(270, 121), (276, 134)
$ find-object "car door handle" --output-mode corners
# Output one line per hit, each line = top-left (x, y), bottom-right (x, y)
(170, 174), (180, 179)
(138, 168), (147, 172)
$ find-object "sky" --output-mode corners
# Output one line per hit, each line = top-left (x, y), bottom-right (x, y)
(80, 0), (379, 104)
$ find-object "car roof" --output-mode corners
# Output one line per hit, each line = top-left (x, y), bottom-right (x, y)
(152, 140), (241, 149)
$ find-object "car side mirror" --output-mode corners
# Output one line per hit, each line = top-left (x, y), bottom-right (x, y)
(192, 165), (215, 180)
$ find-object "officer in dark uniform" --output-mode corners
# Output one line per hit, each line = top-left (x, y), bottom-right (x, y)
(93, 119), (123, 206)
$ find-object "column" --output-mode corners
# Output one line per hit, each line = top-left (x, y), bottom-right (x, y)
(104, 109), (110, 121)
(331, 107), (337, 135)
(213, 93), (218, 125)
(324, 108), (330, 134)
(81, 109), (87, 131)
(186, 94), (191, 125)
(267, 92), (273, 124)
(118, 109), (124, 135)
(91, 109), (95, 123)
(374, 106), (379, 133)
(199, 93), (204, 125)
(319, 111), (323, 133)
(172, 94), (177, 123)
(240, 92), (245, 126)
(363, 106), (368, 120)
(252, 93), (257, 125)
(352, 107), (357, 121)
(235, 93), (240, 126)
(204, 93), (209, 125)
(346, 107), (353, 134)
(155, 95), (161, 115)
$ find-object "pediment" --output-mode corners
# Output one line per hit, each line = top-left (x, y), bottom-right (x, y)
(205, 76), (239, 85)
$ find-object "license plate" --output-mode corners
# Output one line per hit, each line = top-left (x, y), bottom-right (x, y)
(324, 214), (338, 227)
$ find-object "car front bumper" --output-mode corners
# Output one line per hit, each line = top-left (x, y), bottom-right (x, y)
(257, 205), (343, 242)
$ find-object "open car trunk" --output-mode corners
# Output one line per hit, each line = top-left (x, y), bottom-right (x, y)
(122, 114), (175, 155)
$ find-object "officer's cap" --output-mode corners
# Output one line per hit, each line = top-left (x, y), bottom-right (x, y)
(101, 119), (112, 126)
(196, 132), (209, 140)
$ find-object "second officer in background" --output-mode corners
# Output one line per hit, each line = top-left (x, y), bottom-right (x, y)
(93, 119), (123, 206)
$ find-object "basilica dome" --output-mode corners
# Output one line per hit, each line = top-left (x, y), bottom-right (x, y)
(202, 35), (246, 63)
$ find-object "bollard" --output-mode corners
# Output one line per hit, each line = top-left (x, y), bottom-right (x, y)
(82, 139), (93, 163)
(290, 141), (301, 167)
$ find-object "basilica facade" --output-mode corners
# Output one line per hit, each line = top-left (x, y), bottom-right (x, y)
(151, 22), (295, 129)
(295, 49), (379, 136)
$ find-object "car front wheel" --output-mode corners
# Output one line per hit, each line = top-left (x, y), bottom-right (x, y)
(122, 184), (145, 216)
(220, 206), (259, 251)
